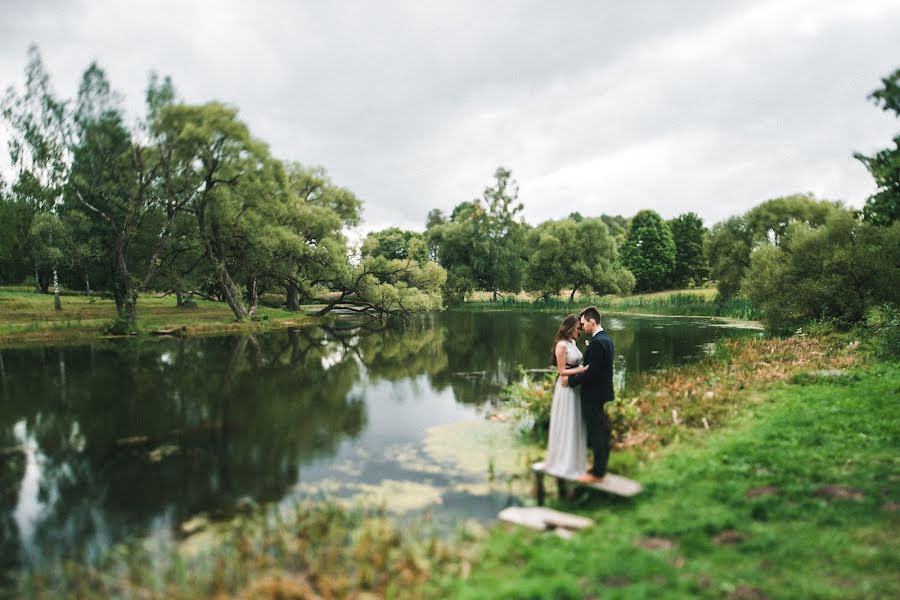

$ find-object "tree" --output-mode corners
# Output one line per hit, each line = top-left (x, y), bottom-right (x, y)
(0, 176), (36, 285)
(668, 212), (708, 287)
(621, 210), (676, 292)
(525, 217), (632, 301)
(706, 216), (753, 299)
(361, 227), (429, 263)
(156, 102), (276, 321)
(708, 194), (841, 299)
(315, 254), (446, 317)
(746, 193), (841, 245)
(855, 68), (900, 226)
(66, 64), (186, 323)
(427, 167), (526, 302)
(2, 45), (72, 309)
(743, 211), (900, 333)
(276, 162), (362, 311)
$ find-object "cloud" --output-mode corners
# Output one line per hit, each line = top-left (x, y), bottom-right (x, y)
(2, 0), (898, 231)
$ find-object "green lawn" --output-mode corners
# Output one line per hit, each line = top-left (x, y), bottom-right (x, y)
(434, 364), (900, 599)
(0, 287), (314, 345)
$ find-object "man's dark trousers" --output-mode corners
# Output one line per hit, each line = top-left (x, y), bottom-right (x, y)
(569, 329), (615, 477)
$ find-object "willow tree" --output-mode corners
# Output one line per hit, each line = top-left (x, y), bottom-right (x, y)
(525, 217), (633, 301)
(277, 163), (362, 311)
(157, 102), (276, 321)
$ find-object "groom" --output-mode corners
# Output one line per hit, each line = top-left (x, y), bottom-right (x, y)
(562, 306), (614, 483)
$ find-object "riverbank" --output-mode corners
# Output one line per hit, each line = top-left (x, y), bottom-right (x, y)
(0, 287), (315, 346)
(11, 333), (896, 599)
(462, 288), (761, 321)
(436, 360), (899, 599)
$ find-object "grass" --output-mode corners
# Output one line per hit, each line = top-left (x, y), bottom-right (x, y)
(0, 287), (315, 345)
(462, 288), (761, 321)
(434, 361), (899, 599)
(17, 501), (473, 600)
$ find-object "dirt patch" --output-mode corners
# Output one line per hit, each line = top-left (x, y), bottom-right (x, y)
(638, 536), (676, 551)
(882, 502), (900, 513)
(729, 586), (770, 600)
(746, 485), (780, 498)
(603, 575), (631, 587)
(711, 530), (749, 546)
(814, 485), (864, 500)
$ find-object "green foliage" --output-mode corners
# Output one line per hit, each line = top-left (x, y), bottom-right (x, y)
(743, 212), (900, 333)
(621, 209), (676, 292)
(668, 212), (708, 287)
(865, 304), (900, 360)
(855, 68), (900, 226)
(708, 195), (842, 300)
(427, 167), (526, 303)
(362, 227), (429, 263)
(524, 217), (631, 300)
(0, 187), (37, 285)
(707, 216), (753, 299)
(746, 193), (841, 245)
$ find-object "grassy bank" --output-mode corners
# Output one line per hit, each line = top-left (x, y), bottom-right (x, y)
(434, 353), (898, 598)
(0, 287), (314, 346)
(462, 288), (761, 321)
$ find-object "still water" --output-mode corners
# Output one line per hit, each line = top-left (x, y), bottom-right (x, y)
(0, 310), (759, 574)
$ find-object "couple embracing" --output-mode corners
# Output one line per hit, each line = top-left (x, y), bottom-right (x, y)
(543, 306), (614, 484)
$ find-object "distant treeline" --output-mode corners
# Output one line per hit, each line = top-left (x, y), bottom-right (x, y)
(1, 47), (897, 333)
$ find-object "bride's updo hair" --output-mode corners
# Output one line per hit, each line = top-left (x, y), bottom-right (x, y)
(550, 314), (580, 365)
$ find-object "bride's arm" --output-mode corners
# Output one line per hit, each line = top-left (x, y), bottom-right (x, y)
(555, 341), (588, 376)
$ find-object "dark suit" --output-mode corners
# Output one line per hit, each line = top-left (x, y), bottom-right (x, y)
(568, 329), (614, 476)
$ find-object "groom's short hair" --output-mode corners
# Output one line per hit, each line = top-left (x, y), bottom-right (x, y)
(580, 306), (601, 324)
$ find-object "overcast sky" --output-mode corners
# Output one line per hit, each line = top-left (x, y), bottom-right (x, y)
(2, 1), (899, 234)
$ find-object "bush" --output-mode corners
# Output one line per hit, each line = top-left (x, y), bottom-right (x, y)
(743, 213), (900, 333)
(867, 304), (900, 360)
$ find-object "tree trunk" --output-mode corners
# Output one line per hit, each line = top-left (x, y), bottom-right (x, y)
(492, 288), (498, 302)
(176, 289), (184, 307)
(34, 267), (41, 293)
(53, 267), (62, 310)
(124, 298), (137, 323)
(569, 286), (578, 303)
(85, 274), (91, 298)
(37, 269), (51, 294)
(286, 282), (300, 311)
(114, 235), (137, 323)
(246, 275), (258, 318)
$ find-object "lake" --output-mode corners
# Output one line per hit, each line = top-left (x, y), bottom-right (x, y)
(0, 310), (760, 575)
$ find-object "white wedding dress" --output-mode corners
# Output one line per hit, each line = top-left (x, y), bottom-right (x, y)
(542, 339), (587, 479)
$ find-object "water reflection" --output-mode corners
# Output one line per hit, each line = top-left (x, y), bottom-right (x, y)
(0, 311), (758, 576)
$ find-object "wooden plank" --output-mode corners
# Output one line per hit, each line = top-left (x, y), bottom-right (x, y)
(498, 506), (594, 532)
(532, 461), (643, 498)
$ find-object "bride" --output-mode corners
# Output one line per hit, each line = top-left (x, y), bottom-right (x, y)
(542, 314), (589, 479)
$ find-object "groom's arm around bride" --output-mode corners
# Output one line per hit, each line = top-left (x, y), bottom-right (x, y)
(563, 306), (614, 481)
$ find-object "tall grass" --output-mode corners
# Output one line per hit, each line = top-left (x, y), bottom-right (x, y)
(460, 291), (762, 320)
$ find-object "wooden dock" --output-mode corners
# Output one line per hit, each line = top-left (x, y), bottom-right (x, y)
(532, 461), (642, 505)
(498, 506), (594, 538)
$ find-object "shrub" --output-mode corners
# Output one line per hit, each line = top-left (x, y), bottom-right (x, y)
(866, 303), (900, 360)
